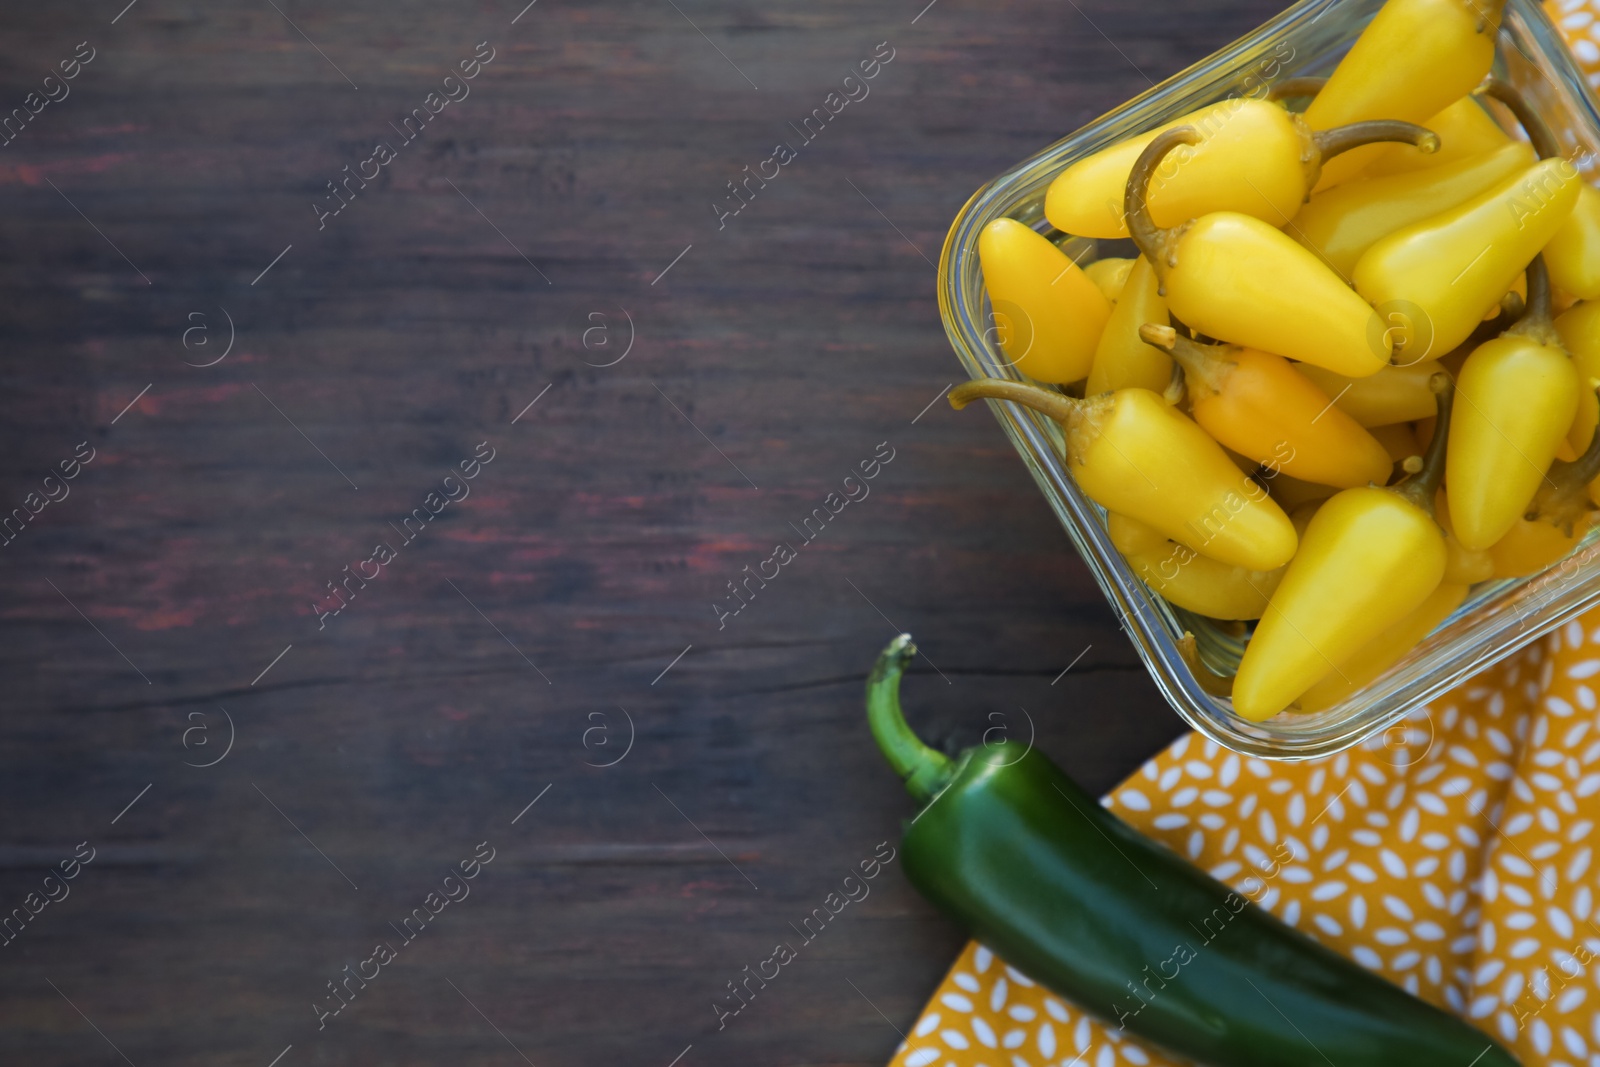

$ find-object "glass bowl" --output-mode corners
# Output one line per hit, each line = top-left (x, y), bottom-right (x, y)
(938, 0), (1600, 759)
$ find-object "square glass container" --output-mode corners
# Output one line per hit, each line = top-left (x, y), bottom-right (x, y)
(938, 0), (1600, 759)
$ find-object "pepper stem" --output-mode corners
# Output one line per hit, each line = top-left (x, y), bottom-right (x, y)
(1526, 253), (1552, 323)
(866, 634), (952, 803)
(949, 377), (1083, 426)
(1126, 126), (1201, 283)
(1391, 373), (1454, 514)
(1139, 322), (1232, 399)
(1506, 255), (1557, 345)
(1264, 76), (1327, 103)
(1311, 120), (1439, 167)
(1479, 78), (1562, 159)
(1528, 382), (1600, 533)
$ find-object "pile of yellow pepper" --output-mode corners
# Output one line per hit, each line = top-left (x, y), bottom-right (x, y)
(952, 0), (1600, 722)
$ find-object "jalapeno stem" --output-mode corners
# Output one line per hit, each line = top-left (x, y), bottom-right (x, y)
(1507, 255), (1558, 345)
(1479, 78), (1561, 160)
(1126, 126), (1202, 284)
(1311, 120), (1439, 166)
(1124, 119), (1432, 284)
(866, 634), (953, 803)
(1391, 373), (1454, 514)
(1139, 322), (1231, 399)
(1265, 76), (1327, 103)
(950, 377), (1083, 425)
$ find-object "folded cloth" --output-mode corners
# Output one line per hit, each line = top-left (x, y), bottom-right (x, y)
(887, 613), (1600, 1067)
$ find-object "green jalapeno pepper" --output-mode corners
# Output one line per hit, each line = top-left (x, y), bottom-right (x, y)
(867, 633), (1520, 1067)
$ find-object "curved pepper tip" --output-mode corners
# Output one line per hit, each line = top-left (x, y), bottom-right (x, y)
(949, 380), (990, 412)
(884, 631), (917, 665)
(1478, 77), (1560, 160)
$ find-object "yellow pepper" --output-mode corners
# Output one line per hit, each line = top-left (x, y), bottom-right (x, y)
(1084, 257), (1134, 303)
(1129, 128), (1398, 378)
(1547, 186), (1600, 301)
(948, 378), (1296, 570)
(1556, 301), (1600, 452)
(1046, 99), (1437, 239)
(1293, 141), (1534, 279)
(978, 218), (1111, 383)
(1489, 515), (1593, 579)
(1107, 512), (1284, 620)
(1364, 95), (1513, 178)
(1352, 160), (1581, 361)
(1431, 291), (1528, 380)
(1469, 80), (1600, 309)
(1436, 488), (1495, 585)
(1044, 102), (1209, 239)
(1295, 362), (1441, 427)
(1486, 405), (1600, 577)
(1304, 0), (1506, 189)
(1294, 582), (1469, 712)
(1087, 256), (1171, 395)
(1447, 257), (1581, 550)
(1232, 375), (1454, 721)
(1140, 324), (1393, 488)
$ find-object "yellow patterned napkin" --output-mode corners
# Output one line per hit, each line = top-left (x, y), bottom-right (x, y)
(888, 614), (1600, 1067)
(1552, 0), (1600, 87)
(888, 11), (1600, 1067)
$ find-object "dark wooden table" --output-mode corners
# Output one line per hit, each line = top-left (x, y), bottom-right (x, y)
(0, 1), (1284, 1063)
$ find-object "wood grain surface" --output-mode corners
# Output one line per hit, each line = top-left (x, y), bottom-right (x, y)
(0, 1), (1283, 1063)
